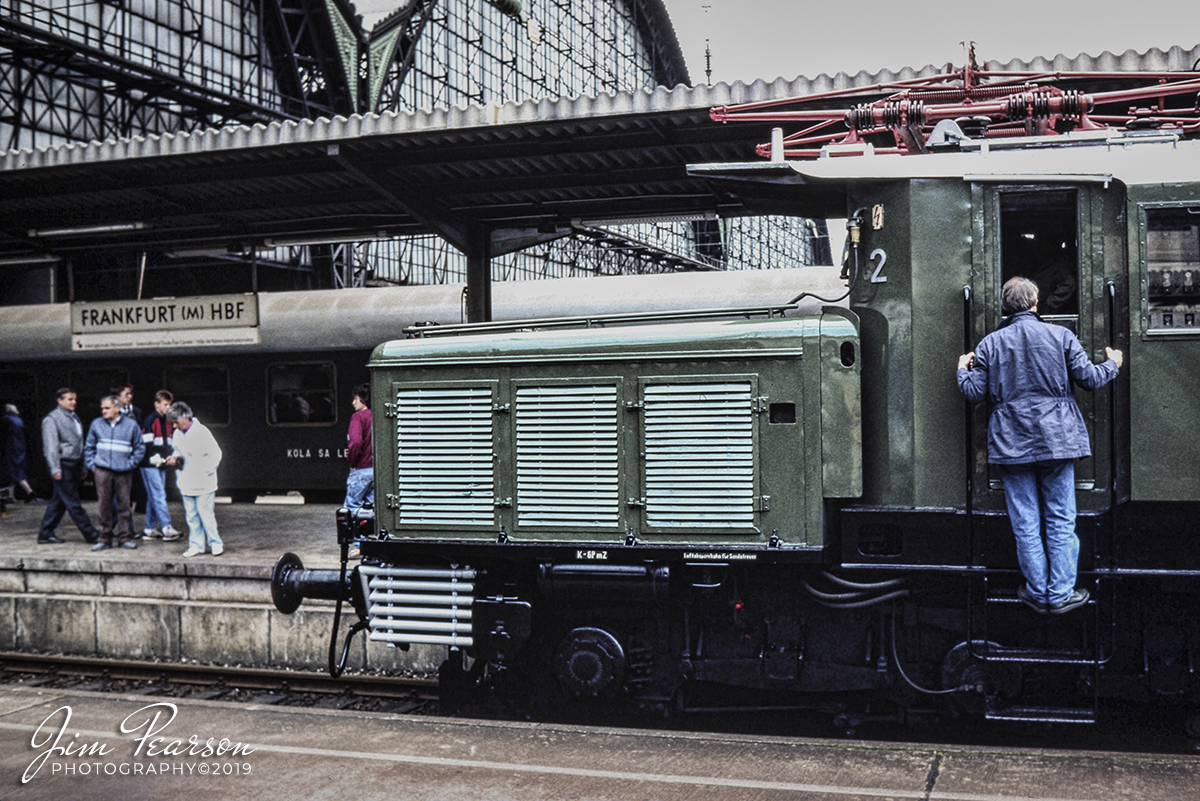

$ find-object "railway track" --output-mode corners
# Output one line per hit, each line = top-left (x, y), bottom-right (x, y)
(0, 652), (439, 713)
(3, 652), (1192, 754)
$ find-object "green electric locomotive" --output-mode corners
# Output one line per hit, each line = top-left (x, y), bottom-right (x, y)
(275, 67), (1200, 734)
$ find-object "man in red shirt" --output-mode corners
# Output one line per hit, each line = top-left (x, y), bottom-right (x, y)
(345, 383), (373, 511)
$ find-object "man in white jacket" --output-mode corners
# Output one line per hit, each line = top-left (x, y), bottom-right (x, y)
(164, 402), (224, 557)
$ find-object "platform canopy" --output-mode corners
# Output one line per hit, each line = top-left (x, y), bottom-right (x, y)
(0, 80), (810, 269)
(3, 44), (1196, 286)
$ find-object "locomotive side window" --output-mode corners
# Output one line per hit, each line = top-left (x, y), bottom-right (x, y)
(769, 403), (796, 424)
(165, 365), (231, 426)
(1145, 207), (1200, 331)
(999, 190), (1079, 325)
(267, 362), (336, 426)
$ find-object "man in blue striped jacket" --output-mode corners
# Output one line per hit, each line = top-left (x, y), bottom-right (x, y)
(84, 395), (145, 551)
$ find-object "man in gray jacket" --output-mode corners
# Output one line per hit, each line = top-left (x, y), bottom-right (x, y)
(84, 395), (144, 550)
(38, 388), (99, 544)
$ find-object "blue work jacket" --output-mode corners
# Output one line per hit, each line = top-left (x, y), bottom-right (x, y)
(957, 311), (1118, 465)
(84, 414), (145, 473)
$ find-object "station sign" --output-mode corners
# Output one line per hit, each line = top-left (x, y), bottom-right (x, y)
(70, 293), (260, 351)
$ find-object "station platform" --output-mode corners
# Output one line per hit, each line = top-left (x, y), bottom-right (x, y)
(4, 684), (1199, 801)
(0, 498), (440, 675)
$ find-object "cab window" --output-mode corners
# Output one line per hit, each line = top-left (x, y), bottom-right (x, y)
(1146, 207), (1200, 331)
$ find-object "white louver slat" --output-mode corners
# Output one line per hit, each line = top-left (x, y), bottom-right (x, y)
(516, 384), (620, 528)
(644, 382), (756, 529)
(361, 565), (474, 648)
(397, 385), (494, 526)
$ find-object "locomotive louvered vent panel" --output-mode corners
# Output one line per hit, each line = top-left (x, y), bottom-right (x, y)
(360, 565), (474, 648)
(515, 384), (620, 528)
(397, 386), (494, 526)
(644, 382), (755, 529)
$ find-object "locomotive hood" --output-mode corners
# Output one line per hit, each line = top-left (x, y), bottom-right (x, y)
(369, 312), (858, 368)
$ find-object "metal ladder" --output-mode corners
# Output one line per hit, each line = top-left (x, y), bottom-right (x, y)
(967, 573), (1110, 724)
(959, 284), (1116, 724)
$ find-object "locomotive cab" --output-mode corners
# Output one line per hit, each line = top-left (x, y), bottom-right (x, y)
(838, 175), (1127, 570)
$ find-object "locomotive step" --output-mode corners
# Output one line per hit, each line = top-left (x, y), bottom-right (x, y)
(971, 643), (1100, 665)
(986, 589), (1097, 612)
(984, 705), (1097, 725)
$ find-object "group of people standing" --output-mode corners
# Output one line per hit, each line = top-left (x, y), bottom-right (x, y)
(25, 379), (373, 557)
(38, 383), (224, 557)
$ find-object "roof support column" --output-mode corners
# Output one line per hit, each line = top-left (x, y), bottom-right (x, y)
(465, 227), (492, 323)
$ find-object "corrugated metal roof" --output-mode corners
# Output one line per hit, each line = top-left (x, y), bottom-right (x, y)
(0, 44), (1195, 269)
(5, 45), (1195, 171)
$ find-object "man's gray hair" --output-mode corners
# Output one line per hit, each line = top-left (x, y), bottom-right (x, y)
(1001, 276), (1039, 316)
(100, 394), (120, 407)
(165, 401), (193, 421)
(4, 403), (17, 416)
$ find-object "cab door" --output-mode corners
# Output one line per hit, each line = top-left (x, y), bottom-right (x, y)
(967, 183), (1125, 515)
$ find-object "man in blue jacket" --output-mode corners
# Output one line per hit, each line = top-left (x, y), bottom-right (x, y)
(84, 395), (145, 551)
(957, 277), (1122, 615)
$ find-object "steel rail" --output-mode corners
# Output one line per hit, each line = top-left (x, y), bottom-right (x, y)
(0, 652), (438, 700)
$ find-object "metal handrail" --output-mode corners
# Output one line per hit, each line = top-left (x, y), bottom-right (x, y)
(402, 303), (798, 338)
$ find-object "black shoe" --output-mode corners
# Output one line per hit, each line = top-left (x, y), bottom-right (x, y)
(1049, 588), (1090, 615)
(37, 534), (64, 544)
(83, 533), (99, 544)
(1017, 584), (1046, 614)
(91, 542), (112, 551)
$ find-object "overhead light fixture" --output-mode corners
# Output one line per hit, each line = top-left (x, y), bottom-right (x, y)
(262, 231), (398, 248)
(573, 211), (717, 228)
(28, 221), (148, 238)
(165, 244), (270, 258)
(0, 253), (61, 266)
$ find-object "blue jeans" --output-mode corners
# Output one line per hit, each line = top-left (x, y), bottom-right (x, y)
(345, 467), (374, 510)
(182, 492), (222, 552)
(999, 459), (1079, 605)
(140, 466), (172, 531)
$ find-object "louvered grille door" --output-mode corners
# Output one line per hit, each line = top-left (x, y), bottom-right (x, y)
(642, 381), (758, 532)
(395, 384), (495, 527)
(515, 383), (621, 529)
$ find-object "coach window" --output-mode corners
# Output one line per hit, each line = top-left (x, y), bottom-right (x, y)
(69, 367), (130, 422)
(1145, 207), (1200, 332)
(999, 189), (1079, 329)
(164, 365), (231, 427)
(0, 371), (37, 415)
(267, 362), (336, 426)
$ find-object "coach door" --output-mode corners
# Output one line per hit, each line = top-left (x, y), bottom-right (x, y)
(968, 183), (1124, 516)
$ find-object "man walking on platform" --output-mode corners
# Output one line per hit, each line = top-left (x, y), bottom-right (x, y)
(85, 395), (144, 550)
(38, 388), (99, 544)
